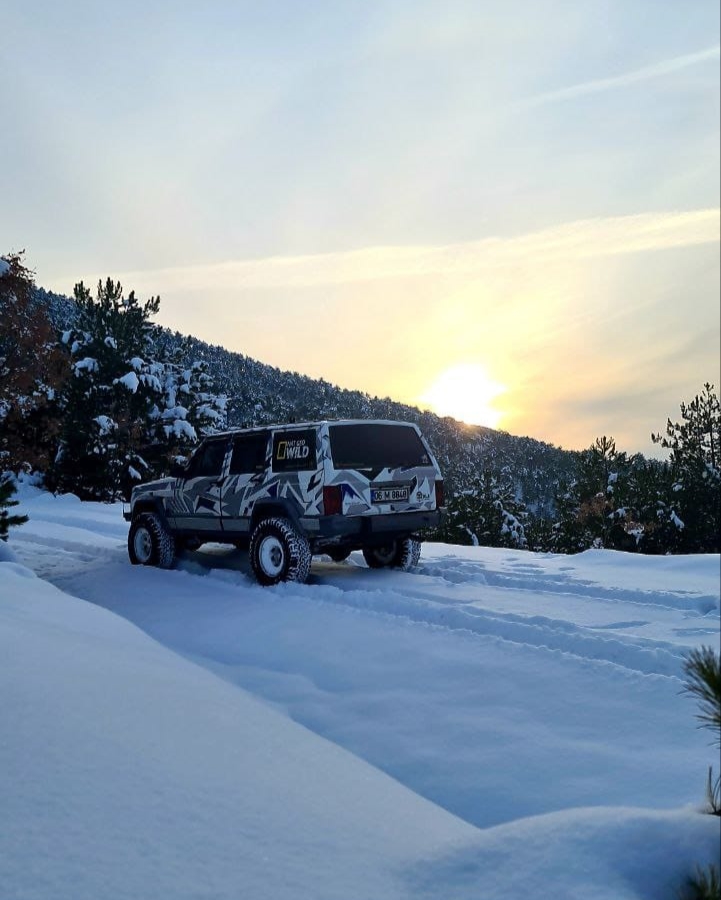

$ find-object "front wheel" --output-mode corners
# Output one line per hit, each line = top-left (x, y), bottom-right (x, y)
(362, 538), (421, 571)
(128, 512), (176, 569)
(249, 517), (311, 586)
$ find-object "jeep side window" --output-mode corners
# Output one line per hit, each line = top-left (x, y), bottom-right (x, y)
(230, 432), (269, 475)
(188, 440), (227, 478)
(271, 428), (317, 472)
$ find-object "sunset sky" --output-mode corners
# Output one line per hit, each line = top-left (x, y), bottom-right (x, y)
(2, 1), (719, 455)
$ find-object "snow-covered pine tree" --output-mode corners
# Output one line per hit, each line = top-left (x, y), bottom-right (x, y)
(551, 436), (636, 552)
(47, 279), (227, 500)
(615, 454), (678, 554)
(143, 328), (227, 466)
(549, 472), (587, 554)
(652, 384), (720, 553)
(0, 251), (68, 472)
(433, 468), (528, 548)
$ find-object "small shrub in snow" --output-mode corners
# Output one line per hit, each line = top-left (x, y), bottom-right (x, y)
(679, 864), (720, 900)
(0, 475), (28, 541)
(681, 647), (721, 900)
(683, 647), (721, 743)
(702, 766), (721, 818)
(682, 646), (721, 817)
(681, 646), (721, 900)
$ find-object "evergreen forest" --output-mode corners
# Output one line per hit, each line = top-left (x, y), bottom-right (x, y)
(2, 252), (718, 554)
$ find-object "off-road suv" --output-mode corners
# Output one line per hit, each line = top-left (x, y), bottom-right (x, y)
(124, 419), (445, 585)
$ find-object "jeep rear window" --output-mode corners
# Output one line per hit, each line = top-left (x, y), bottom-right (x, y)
(328, 424), (430, 470)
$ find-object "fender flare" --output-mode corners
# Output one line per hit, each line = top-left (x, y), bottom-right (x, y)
(131, 497), (170, 526)
(250, 499), (304, 533)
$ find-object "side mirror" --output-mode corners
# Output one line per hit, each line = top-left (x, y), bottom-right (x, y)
(170, 461), (187, 479)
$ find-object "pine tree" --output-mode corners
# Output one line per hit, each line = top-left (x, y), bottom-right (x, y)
(433, 468), (528, 548)
(652, 384), (720, 552)
(551, 438), (619, 552)
(47, 279), (227, 500)
(0, 475), (28, 541)
(627, 455), (681, 554)
(550, 436), (668, 553)
(526, 513), (555, 552)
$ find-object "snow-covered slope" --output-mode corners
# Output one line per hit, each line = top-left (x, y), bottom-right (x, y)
(2, 487), (719, 899)
(1, 562), (481, 900)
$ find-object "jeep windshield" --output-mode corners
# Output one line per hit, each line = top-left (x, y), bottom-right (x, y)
(328, 423), (430, 470)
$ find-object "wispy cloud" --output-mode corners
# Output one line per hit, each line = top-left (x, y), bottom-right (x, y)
(526, 45), (720, 106)
(86, 208), (720, 294)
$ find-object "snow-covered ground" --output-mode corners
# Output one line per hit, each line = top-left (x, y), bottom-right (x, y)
(2, 485), (719, 899)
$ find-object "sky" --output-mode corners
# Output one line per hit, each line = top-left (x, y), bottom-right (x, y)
(1, 1), (719, 455)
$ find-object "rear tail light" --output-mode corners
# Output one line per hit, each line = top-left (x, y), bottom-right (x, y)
(435, 480), (445, 508)
(323, 484), (343, 516)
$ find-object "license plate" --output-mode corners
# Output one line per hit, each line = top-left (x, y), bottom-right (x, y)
(371, 486), (409, 504)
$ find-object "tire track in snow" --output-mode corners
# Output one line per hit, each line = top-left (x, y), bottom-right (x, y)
(11, 531), (126, 568)
(298, 577), (687, 680)
(12, 526), (704, 680)
(417, 558), (718, 615)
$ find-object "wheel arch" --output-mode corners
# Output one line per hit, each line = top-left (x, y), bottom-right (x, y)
(131, 498), (170, 525)
(250, 499), (303, 532)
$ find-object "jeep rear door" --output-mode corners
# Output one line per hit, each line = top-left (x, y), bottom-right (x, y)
(326, 423), (438, 515)
(172, 438), (229, 532)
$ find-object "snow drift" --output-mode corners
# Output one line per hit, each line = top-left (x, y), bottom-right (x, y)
(1, 488), (719, 898)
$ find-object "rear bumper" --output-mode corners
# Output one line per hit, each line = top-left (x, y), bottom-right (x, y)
(305, 508), (443, 544)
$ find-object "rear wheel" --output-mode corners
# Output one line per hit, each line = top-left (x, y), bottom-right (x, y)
(249, 517), (311, 586)
(128, 512), (176, 569)
(362, 538), (421, 571)
(363, 543), (397, 568)
(406, 538), (422, 569)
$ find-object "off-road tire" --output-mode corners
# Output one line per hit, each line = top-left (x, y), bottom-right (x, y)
(249, 517), (311, 586)
(362, 537), (421, 571)
(128, 512), (176, 569)
(406, 537), (422, 569)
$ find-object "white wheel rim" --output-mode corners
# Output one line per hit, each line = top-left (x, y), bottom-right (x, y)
(259, 535), (285, 577)
(133, 526), (153, 563)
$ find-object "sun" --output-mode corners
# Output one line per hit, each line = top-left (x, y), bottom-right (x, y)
(419, 364), (506, 428)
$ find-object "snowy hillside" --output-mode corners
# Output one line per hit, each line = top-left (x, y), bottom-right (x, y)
(2, 486), (719, 899)
(40, 286), (576, 509)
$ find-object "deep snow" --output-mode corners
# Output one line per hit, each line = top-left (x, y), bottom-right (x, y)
(2, 485), (719, 899)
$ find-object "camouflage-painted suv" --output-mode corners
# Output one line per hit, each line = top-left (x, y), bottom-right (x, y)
(124, 419), (445, 585)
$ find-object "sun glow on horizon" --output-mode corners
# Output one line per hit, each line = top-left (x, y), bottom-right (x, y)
(419, 364), (506, 429)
